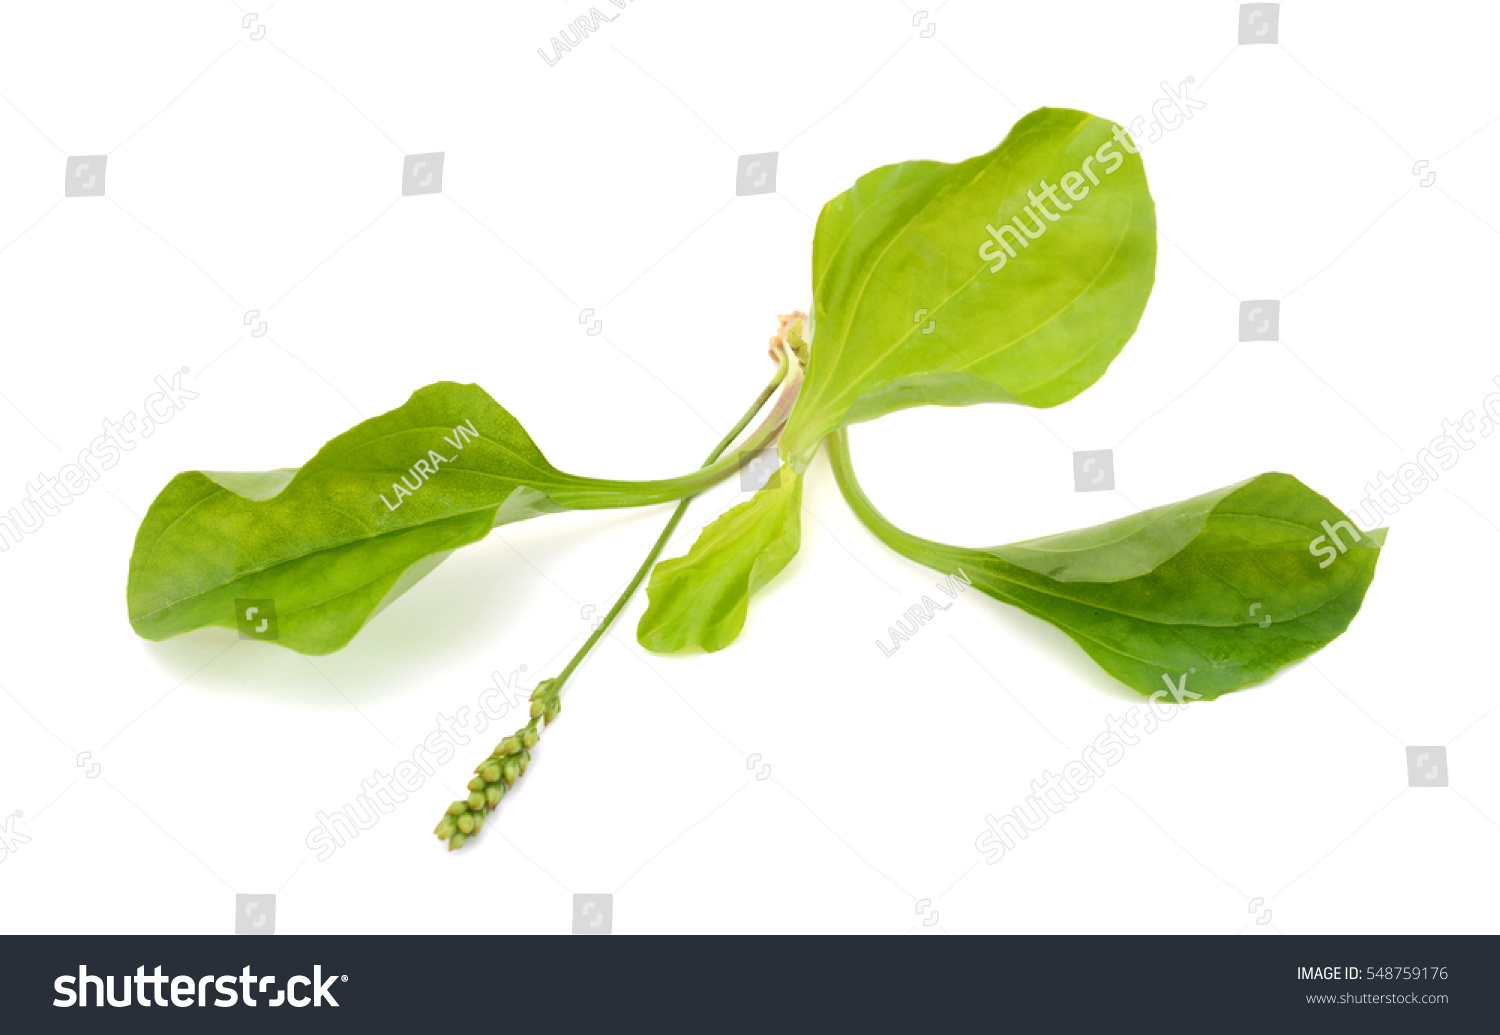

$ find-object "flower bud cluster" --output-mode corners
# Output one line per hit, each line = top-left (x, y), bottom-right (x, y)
(433, 677), (563, 850)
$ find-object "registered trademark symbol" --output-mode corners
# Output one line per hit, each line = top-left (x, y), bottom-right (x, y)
(341, 975), (348, 982)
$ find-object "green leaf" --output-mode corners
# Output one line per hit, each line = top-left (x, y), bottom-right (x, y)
(128, 382), (763, 655)
(781, 107), (1157, 458)
(637, 464), (803, 653)
(829, 432), (1384, 700)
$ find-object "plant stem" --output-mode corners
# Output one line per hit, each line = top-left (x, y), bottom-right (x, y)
(436, 351), (798, 851)
(557, 356), (789, 683)
(550, 355), (804, 510)
(825, 427), (954, 571)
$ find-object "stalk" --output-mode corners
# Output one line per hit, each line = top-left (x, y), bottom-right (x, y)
(825, 427), (956, 571)
(437, 346), (801, 850)
(550, 357), (805, 510)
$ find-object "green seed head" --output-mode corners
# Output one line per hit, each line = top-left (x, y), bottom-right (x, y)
(503, 761), (520, 786)
(485, 783), (503, 807)
(434, 817), (456, 839)
(447, 800), (468, 817)
(518, 750), (531, 775)
(544, 700), (561, 724)
(456, 812), (475, 835)
(481, 763), (502, 784)
(448, 832), (467, 852)
(466, 791), (486, 811)
(529, 699), (546, 718)
(470, 811), (485, 835)
(467, 775), (486, 793)
(522, 728), (540, 749)
(498, 736), (521, 756)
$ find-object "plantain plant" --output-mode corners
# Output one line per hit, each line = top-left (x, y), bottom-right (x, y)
(125, 108), (1384, 851)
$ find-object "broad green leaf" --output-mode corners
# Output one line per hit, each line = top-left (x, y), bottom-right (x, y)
(781, 107), (1157, 458)
(637, 464), (803, 653)
(830, 432), (1384, 700)
(128, 382), (758, 655)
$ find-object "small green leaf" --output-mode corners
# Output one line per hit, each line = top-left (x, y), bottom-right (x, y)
(637, 464), (803, 653)
(830, 432), (1384, 700)
(782, 107), (1157, 457)
(128, 382), (764, 654)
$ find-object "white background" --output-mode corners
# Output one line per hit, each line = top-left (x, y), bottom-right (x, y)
(1, 0), (1497, 935)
